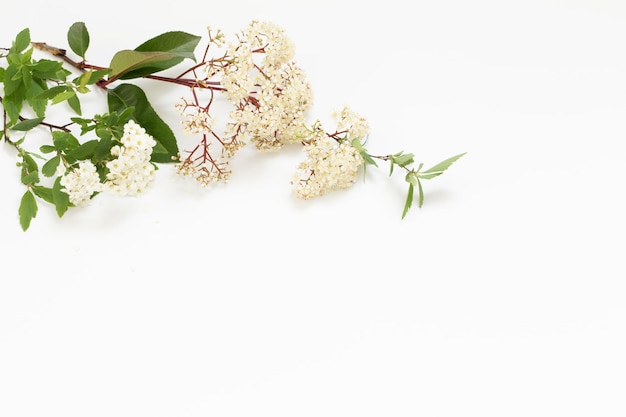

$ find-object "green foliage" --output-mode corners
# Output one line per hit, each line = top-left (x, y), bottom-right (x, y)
(1, 27), (77, 128)
(401, 152), (467, 218)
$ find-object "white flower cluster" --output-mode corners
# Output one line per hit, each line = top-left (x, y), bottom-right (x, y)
(59, 120), (156, 206)
(291, 123), (364, 199)
(175, 143), (231, 186)
(104, 120), (157, 195)
(175, 98), (215, 135)
(291, 107), (370, 199)
(292, 136), (363, 199)
(59, 160), (102, 207)
(221, 21), (313, 152)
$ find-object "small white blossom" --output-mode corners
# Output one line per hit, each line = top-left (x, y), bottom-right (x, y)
(59, 160), (102, 207)
(176, 99), (215, 135)
(104, 120), (157, 196)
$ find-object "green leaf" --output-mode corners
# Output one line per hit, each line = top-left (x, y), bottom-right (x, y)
(109, 50), (182, 80)
(76, 69), (110, 85)
(351, 138), (378, 167)
(418, 152), (467, 180)
(402, 183), (414, 219)
(40, 145), (56, 154)
(21, 152), (38, 174)
(67, 94), (82, 115)
(12, 28), (31, 54)
(53, 177), (70, 217)
(66, 139), (98, 161)
(29, 59), (65, 78)
(31, 185), (54, 204)
(11, 117), (43, 131)
(94, 136), (112, 161)
(68, 22), (90, 59)
(417, 178), (424, 208)
(135, 31), (200, 60)
(52, 131), (81, 151)
(21, 170), (39, 185)
(108, 83), (179, 162)
(42, 155), (61, 177)
(51, 90), (76, 105)
(107, 31), (200, 80)
(19, 190), (38, 231)
(34, 85), (69, 101)
(391, 151), (414, 168)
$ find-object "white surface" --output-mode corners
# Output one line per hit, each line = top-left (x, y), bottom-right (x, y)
(1, 1), (625, 416)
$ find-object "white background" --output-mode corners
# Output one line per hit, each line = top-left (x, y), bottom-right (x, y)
(1, 0), (625, 416)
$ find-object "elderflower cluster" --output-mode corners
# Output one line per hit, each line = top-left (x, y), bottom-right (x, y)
(291, 132), (363, 200)
(59, 160), (102, 207)
(104, 120), (157, 195)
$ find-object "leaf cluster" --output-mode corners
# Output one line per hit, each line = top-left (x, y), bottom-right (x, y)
(352, 138), (466, 218)
(2, 23), (205, 229)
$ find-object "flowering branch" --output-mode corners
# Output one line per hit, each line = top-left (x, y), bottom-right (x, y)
(1, 21), (465, 231)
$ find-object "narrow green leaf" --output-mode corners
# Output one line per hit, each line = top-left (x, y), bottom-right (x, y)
(67, 94), (81, 115)
(68, 22), (90, 59)
(351, 138), (378, 167)
(417, 178), (424, 208)
(51, 90), (76, 105)
(18, 190), (38, 231)
(108, 83), (179, 162)
(402, 183), (414, 219)
(11, 117), (43, 131)
(419, 152), (467, 180)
